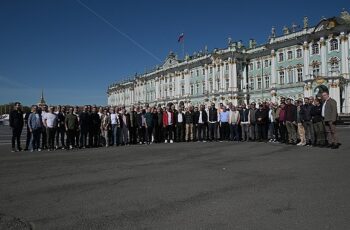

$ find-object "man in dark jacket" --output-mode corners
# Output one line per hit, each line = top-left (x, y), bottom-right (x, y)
(90, 106), (101, 148)
(285, 98), (297, 144)
(129, 105), (137, 145)
(175, 107), (185, 142)
(208, 103), (218, 141)
(300, 97), (314, 146)
(310, 98), (326, 147)
(9, 102), (24, 152)
(239, 104), (250, 141)
(255, 104), (268, 142)
(79, 105), (90, 148)
(197, 104), (208, 142)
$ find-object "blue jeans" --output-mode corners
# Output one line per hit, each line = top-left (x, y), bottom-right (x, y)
(111, 124), (121, 146)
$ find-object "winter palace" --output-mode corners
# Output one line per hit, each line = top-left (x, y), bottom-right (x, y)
(107, 11), (350, 114)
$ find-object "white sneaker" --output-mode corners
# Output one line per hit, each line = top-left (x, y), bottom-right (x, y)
(203, 140), (207, 143)
(170, 140), (173, 143)
(164, 140), (168, 143)
(38, 148), (42, 152)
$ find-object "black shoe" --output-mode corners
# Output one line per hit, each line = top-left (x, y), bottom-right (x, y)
(331, 144), (339, 149)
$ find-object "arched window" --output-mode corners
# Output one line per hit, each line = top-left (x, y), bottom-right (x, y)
(296, 49), (302, 58)
(209, 80), (213, 92)
(287, 51), (293, 60)
(330, 39), (338, 51)
(279, 71), (285, 85)
(181, 85), (185, 96)
(297, 68), (303, 82)
(279, 53), (284, 62)
(265, 76), (270, 88)
(190, 85), (194, 95)
(257, 77), (262, 89)
(312, 43), (319, 55)
(287, 68), (294, 84)
(196, 83), (199, 94)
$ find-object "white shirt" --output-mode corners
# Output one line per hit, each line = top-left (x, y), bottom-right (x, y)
(177, 112), (183, 123)
(268, 110), (274, 122)
(44, 113), (57, 128)
(198, 111), (203, 124)
(322, 98), (328, 117)
(110, 113), (118, 125)
(167, 111), (172, 125)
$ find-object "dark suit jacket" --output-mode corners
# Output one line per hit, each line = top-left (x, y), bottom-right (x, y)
(323, 98), (337, 122)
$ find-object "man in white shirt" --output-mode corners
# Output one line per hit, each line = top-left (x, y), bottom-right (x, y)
(43, 106), (57, 151)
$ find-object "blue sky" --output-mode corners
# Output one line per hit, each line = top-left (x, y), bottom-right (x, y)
(0, 0), (347, 106)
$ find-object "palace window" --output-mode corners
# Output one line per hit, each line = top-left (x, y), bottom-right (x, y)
(225, 78), (229, 90)
(296, 49), (302, 58)
(312, 43), (319, 55)
(287, 51), (293, 60)
(264, 60), (269, 67)
(297, 68), (303, 82)
(257, 61), (261, 69)
(330, 39), (338, 51)
(217, 79), (220, 90)
(196, 83), (199, 94)
(196, 70), (199, 76)
(330, 58), (340, 75)
(226, 63), (229, 71)
(202, 83), (205, 94)
(249, 63), (254, 71)
(191, 71), (193, 76)
(182, 74), (184, 80)
(217, 66), (220, 72)
(209, 80), (213, 92)
(249, 78), (254, 90)
(265, 76), (270, 88)
(181, 85), (185, 96)
(312, 63), (320, 77)
(287, 69), (294, 84)
(257, 77), (262, 89)
(279, 53), (284, 62)
(190, 85), (194, 95)
(209, 67), (213, 74)
(202, 68), (205, 75)
(279, 71), (285, 85)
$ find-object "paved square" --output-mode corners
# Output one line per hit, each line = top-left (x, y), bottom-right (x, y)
(0, 127), (349, 229)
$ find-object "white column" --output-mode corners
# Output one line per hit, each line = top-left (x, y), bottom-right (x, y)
(155, 78), (159, 99)
(220, 63), (224, 92)
(303, 42), (310, 80)
(228, 61), (233, 90)
(204, 65), (208, 92)
(232, 60), (238, 92)
(320, 37), (327, 77)
(271, 50), (277, 88)
(341, 32), (349, 79)
(184, 69), (190, 95)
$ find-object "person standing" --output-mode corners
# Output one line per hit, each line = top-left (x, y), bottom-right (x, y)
(322, 91), (340, 149)
(255, 104), (268, 142)
(120, 108), (130, 145)
(184, 107), (195, 142)
(267, 103), (277, 142)
(163, 106), (174, 143)
(219, 106), (230, 141)
(296, 100), (306, 146)
(79, 106), (90, 148)
(154, 107), (163, 143)
(24, 108), (32, 151)
(28, 105), (43, 152)
(110, 107), (119, 146)
(100, 108), (111, 147)
(229, 106), (240, 142)
(300, 97), (314, 146)
(208, 103), (218, 142)
(40, 105), (48, 150)
(175, 107), (185, 142)
(197, 105), (208, 142)
(248, 103), (258, 141)
(136, 107), (146, 144)
(9, 102), (24, 152)
(128, 106), (137, 145)
(145, 108), (154, 145)
(278, 103), (287, 143)
(65, 107), (79, 150)
(311, 98), (326, 147)
(55, 106), (66, 149)
(90, 106), (101, 147)
(240, 104), (250, 142)
(285, 98), (298, 145)
(43, 106), (58, 151)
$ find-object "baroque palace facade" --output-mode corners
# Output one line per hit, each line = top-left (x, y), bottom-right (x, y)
(107, 11), (350, 114)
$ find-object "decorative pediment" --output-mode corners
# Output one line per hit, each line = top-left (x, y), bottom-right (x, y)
(162, 51), (179, 69)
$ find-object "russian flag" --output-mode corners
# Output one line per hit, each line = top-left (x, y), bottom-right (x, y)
(178, 33), (184, 43)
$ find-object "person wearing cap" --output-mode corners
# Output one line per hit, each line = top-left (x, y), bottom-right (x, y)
(321, 91), (340, 149)
(285, 98), (297, 145)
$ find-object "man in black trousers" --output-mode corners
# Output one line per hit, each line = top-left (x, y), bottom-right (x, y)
(9, 102), (24, 152)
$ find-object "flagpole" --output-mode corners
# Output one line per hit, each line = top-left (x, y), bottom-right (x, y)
(182, 35), (185, 60)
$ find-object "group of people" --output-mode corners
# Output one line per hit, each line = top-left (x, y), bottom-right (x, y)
(8, 90), (340, 152)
